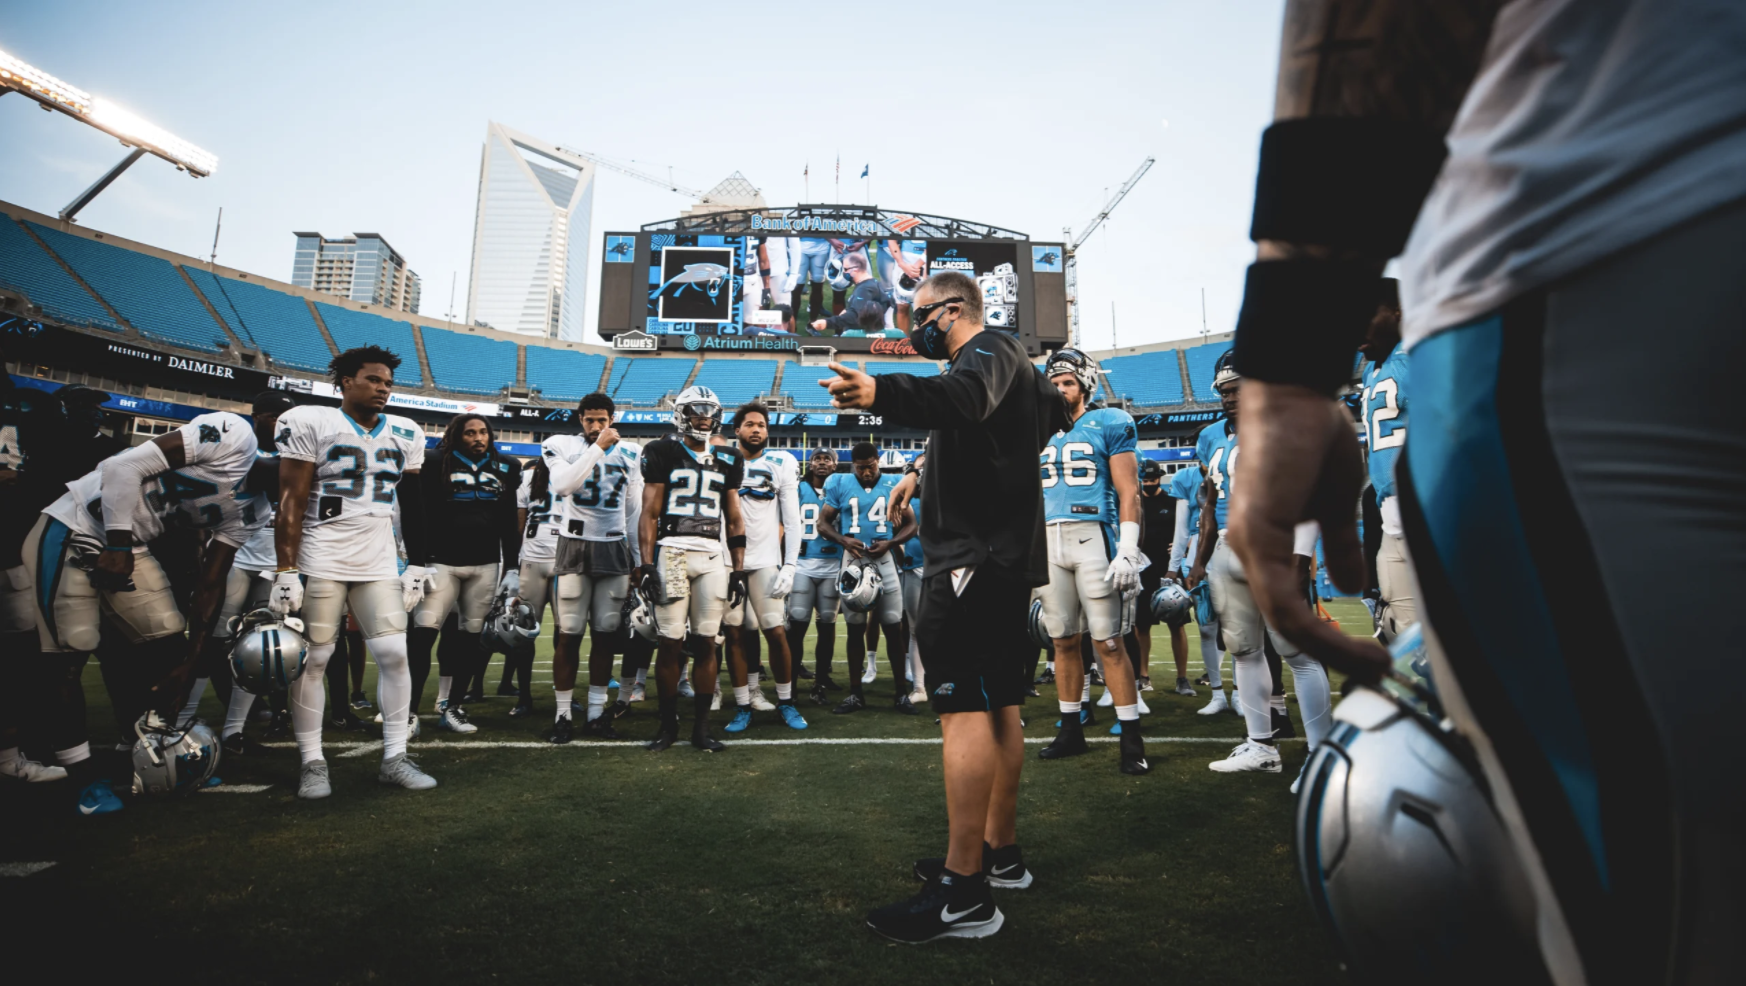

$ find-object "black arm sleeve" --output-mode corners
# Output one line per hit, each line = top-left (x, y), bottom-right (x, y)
(499, 458), (523, 569)
(401, 472), (428, 567)
(869, 332), (1026, 429)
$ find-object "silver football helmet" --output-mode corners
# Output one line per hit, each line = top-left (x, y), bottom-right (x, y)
(836, 557), (883, 613)
(625, 585), (658, 642)
(480, 589), (540, 656)
(1044, 347), (1100, 399)
(228, 609), (309, 696)
(672, 385), (722, 443)
(1149, 581), (1194, 628)
(827, 250), (850, 291)
(131, 715), (221, 796)
(877, 449), (906, 474)
(1296, 640), (1542, 984)
(1027, 598), (1051, 649)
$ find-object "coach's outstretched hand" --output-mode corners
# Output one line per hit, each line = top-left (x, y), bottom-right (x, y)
(822, 362), (875, 410)
(1227, 381), (1388, 683)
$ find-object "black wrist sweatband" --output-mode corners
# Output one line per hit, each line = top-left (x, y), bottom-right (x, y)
(727, 534), (748, 549)
(1233, 260), (1377, 394)
(1250, 118), (1447, 256)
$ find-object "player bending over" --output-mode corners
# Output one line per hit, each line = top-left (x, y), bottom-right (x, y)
(818, 442), (916, 715)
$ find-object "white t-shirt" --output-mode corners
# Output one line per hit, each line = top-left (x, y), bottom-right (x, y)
(736, 448), (800, 571)
(516, 467), (561, 565)
(276, 405), (426, 582)
(45, 411), (261, 548)
(1400, 0), (1746, 345)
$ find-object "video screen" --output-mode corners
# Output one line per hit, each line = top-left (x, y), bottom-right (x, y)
(642, 234), (1019, 338)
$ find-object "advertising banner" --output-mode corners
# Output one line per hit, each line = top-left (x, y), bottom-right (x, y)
(0, 318), (275, 392)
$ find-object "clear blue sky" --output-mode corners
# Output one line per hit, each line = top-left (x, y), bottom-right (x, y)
(0, 0), (1284, 349)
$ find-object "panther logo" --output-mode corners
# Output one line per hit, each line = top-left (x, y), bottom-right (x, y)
(198, 424), (221, 444)
(276, 426), (291, 446)
(933, 683), (955, 697)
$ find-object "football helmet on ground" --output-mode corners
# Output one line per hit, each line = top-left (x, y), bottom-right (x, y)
(131, 715), (220, 796)
(1149, 582), (1194, 628)
(836, 557), (882, 613)
(228, 609), (309, 696)
(672, 385), (722, 443)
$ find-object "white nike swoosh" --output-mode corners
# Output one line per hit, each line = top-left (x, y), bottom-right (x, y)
(990, 864), (1020, 876)
(78, 803), (99, 815)
(940, 904), (982, 922)
(1135, 759), (1149, 769)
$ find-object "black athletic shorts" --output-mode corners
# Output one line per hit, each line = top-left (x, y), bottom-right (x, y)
(1135, 567), (1164, 629)
(552, 537), (632, 577)
(915, 563), (1032, 714)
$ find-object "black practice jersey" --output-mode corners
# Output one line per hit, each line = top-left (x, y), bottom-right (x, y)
(641, 438), (744, 547)
(1139, 487), (1176, 565)
(420, 449), (522, 566)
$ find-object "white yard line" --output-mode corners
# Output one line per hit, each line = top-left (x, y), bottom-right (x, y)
(261, 735), (1298, 751)
(0, 862), (57, 877)
(199, 783), (273, 793)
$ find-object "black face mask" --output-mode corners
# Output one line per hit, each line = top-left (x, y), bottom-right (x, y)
(908, 297), (964, 360)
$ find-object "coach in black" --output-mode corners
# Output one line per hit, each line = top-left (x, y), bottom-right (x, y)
(822, 269), (1065, 943)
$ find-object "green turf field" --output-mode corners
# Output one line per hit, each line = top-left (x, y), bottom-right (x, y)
(0, 600), (1373, 985)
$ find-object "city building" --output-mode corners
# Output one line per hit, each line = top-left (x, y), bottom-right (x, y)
(465, 122), (596, 340)
(291, 232), (421, 313)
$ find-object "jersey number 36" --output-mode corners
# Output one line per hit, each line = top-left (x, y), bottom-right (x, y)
(1040, 442), (1097, 488)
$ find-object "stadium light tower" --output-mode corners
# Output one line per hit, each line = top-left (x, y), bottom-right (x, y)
(0, 47), (217, 221)
(1063, 157), (1153, 347)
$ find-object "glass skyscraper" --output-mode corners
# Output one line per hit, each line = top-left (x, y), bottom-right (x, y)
(465, 122), (596, 340)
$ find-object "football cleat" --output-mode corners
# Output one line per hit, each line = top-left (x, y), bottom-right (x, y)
(1118, 722), (1150, 776)
(817, 673), (842, 692)
(645, 729), (678, 752)
(1174, 678), (1197, 696)
(914, 842), (1033, 890)
(1194, 673), (1210, 687)
(379, 754), (437, 791)
(437, 701), (477, 734)
(724, 707), (753, 733)
(677, 678), (696, 699)
(1089, 668), (1105, 687)
(1095, 688), (1114, 708)
(1271, 707), (1296, 740)
(778, 704), (809, 730)
(831, 692), (866, 715)
(866, 871), (1003, 943)
(1197, 691), (1230, 716)
(351, 691), (373, 710)
(77, 779), (124, 815)
(809, 683), (830, 706)
(895, 695), (919, 716)
(221, 733), (270, 758)
(297, 760), (331, 800)
(1035, 668), (1055, 685)
(1039, 718), (1088, 760)
(580, 715), (619, 740)
(860, 658), (878, 684)
(709, 690), (722, 711)
(1136, 675), (1154, 692)
(628, 681), (647, 703)
(748, 690), (777, 712)
(1, 756), (68, 782)
(548, 715), (573, 745)
(507, 702), (534, 720)
(795, 665), (815, 680)
(331, 711), (370, 733)
(1136, 694), (1151, 715)
(1208, 740), (1282, 774)
(609, 699), (632, 720)
(908, 685), (929, 705)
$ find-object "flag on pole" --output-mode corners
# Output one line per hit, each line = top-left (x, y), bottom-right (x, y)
(860, 164), (869, 178)
(804, 163), (808, 176)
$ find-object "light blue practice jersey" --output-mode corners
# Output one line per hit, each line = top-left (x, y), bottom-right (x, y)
(1363, 342), (1409, 500)
(797, 480), (840, 561)
(1040, 406), (1137, 536)
(1168, 464), (1204, 539)
(825, 471), (901, 541)
(900, 495), (924, 571)
(1194, 419), (1238, 532)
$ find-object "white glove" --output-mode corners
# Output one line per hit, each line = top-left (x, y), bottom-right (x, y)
(498, 568), (521, 602)
(769, 564), (795, 599)
(401, 566), (431, 612)
(268, 570), (303, 617)
(1105, 552), (1142, 597)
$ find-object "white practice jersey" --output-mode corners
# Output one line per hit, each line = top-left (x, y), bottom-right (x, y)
(231, 451), (280, 571)
(516, 467), (561, 565)
(45, 411), (261, 548)
(541, 434), (643, 544)
(736, 448), (800, 571)
(276, 405), (425, 581)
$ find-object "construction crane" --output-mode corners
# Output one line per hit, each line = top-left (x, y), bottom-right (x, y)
(554, 147), (721, 204)
(1063, 156), (1154, 347)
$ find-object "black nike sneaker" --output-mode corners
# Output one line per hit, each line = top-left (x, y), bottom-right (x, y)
(1039, 717), (1088, 760)
(465, 687), (486, 703)
(867, 869), (1003, 943)
(817, 674), (843, 692)
(1194, 673), (1210, 687)
(1271, 707), (1296, 740)
(913, 842), (1033, 890)
(691, 728), (725, 753)
(1118, 721), (1150, 775)
(796, 665), (815, 680)
(1089, 668), (1105, 687)
(264, 710), (291, 739)
(1036, 668), (1055, 685)
(221, 732), (270, 757)
(894, 695), (919, 715)
(508, 702), (533, 720)
(809, 682), (830, 706)
(609, 699), (632, 720)
(1024, 686), (1041, 698)
(581, 715), (619, 740)
(330, 711), (370, 733)
(832, 692), (866, 715)
(548, 715), (573, 745)
(645, 728), (678, 752)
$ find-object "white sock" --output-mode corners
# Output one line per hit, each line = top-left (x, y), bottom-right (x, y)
(224, 687), (256, 739)
(1059, 699), (1081, 715)
(554, 689), (573, 722)
(776, 681), (793, 700)
(587, 685), (608, 721)
(1232, 649), (1274, 743)
(178, 678), (207, 728)
(1200, 627), (1223, 687)
(635, 668), (647, 686)
(437, 676), (452, 704)
(747, 671), (760, 692)
(55, 742), (90, 767)
(1116, 703), (1140, 721)
(373, 633), (411, 760)
(292, 641), (337, 763)
(908, 638), (924, 693)
(1285, 652), (1333, 749)
(1046, 660), (1055, 672)
(733, 684), (750, 707)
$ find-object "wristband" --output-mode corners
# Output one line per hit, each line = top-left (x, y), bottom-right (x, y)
(1233, 260), (1378, 395)
(1249, 118), (1447, 257)
(726, 534), (748, 549)
(759, 267), (772, 276)
(1118, 521), (1141, 556)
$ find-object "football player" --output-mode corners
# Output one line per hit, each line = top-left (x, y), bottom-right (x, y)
(541, 392), (642, 742)
(720, 402), (807, 732)
(21, 397), (277, 810)
(1135, 459), (1193, 696)
(1167, 459), (1229, 713)
(408, 413), (521, 734)
(1033, 349), (1149, 774)
(637, 385), (745, 751)
(894, 452), (928, 705)
(1185, 355), (1330, 776)
(506, 455), (559, 716)
(268, 346), (435, 798)
(818, 442), (915, 714)
(789, 446), (844, 703)
(1358, 280), (1413, 642)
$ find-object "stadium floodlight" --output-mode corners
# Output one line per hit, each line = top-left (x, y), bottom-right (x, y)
(0, 46), (216, 220)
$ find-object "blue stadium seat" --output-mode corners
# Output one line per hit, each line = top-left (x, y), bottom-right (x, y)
(421, 326), (518, 397)
(1182, 343), (1231, 403)
(207, 277), (333, 372)
(782, 362), (855, 409)
(525, 347), (607, 402)
(691, 359), (776, 405)
(27, 222), (225, 351)
(314, 303), (423, 386)
(0, 219), (121, 331)
(1102, 351), (1185, 406)
(182, 266), (257, 348)
(605, 357), (696, 407)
